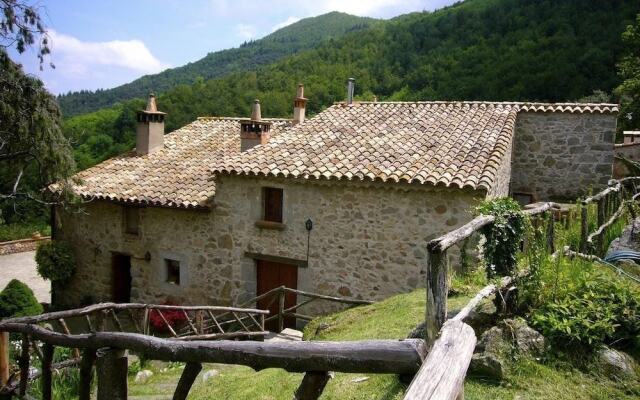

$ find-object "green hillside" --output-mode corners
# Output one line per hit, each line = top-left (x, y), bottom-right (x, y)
(64, 0), (640, 170)
(56, 12), (377, 116)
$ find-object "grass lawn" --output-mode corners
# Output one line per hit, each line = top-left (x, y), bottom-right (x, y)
(127, 288), (639, 399)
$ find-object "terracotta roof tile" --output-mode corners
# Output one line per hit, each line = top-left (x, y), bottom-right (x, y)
(212, 102), (521, 191)
(69, 117), (292, 209)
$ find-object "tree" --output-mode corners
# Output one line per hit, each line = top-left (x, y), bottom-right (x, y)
(617, 14), (640, 132)
(1, 0), (52, 69)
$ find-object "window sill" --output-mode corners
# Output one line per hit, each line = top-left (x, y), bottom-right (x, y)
(255, 220), (286, 230)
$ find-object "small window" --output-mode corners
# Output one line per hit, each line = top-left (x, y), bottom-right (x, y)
(124, 207), (140, 235)
(165, 259), (180, 285)
(263, 187), (283, 223)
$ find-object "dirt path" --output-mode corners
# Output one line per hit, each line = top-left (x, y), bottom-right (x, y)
(0, 251), (50, 303)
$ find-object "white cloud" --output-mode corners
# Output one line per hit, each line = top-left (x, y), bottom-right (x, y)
(235, 24), (257, 40)
(271, 16), (301, 32)
(48, 30), (169, 76)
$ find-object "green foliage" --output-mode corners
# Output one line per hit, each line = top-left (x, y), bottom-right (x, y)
(57, 12), (378, 116)
(476, 197), (527, 278)
(616, 13), (640, 132)
(0, 49), (75, 226)
(0, 220), (50, 241)
(0, 279), (43, 319)
(35, 240), (76, 283)
(531, 272), (640, 351)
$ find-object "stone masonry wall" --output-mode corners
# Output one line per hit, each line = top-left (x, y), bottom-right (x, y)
(58, 179), (483, 315)
(510, 112), (616, 201)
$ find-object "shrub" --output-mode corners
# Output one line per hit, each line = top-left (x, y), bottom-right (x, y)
(35, 240), (76, 283)
(149, 301), (187, 333)
(476, 197), (527, 278)
(0, 279), (43, 319)
(531, 273), (640, 352)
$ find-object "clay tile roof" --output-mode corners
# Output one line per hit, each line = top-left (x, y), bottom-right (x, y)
(211, 102), (522, 191)
(211, 101), (618, 192)
(69, 117), (292, 209)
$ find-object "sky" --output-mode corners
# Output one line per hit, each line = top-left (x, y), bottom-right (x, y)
(10, 0), (458, 95)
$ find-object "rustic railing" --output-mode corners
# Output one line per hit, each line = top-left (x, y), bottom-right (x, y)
(0, 314), (425, 400)
(236, 285), (373, 332)
(0, 302), (269, 399)
(406, 177), (640, 400)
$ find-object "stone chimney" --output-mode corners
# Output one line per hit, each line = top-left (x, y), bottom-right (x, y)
(347, 78), (355, 104)
(136, 93), (166, 155)
(293, 84), (307, 124)
(240, 99), (272, 152)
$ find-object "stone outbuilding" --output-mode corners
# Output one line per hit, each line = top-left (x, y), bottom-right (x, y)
(54, 90), (617, 320)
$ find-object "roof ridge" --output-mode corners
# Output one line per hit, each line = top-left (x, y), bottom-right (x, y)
(197, 116), (293, 122)
(334, 100), (618, 107)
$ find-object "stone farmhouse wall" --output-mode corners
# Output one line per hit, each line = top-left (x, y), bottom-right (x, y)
(57, 179), (483, 314)
(510, 112), (616, 201)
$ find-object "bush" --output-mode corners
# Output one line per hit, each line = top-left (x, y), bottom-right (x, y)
(149, 301), (187, 333)
(0, 279), (43, 319)
(531, 273), (640, 352)
(476, 197), (527, 278)
(35, 240), (76, 283)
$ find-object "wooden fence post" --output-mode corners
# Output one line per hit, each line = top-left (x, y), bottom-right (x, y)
(294, 371), (331, 400)
(596, 198), (605, 254)
(96, 348), (128, 400)
(580, 203), (588, 253)
(79, 348), (97, 400)
(42, 343), (54, 400)
(18, 334), (30, 397)
(0, 332), (8, 387)
(173, 362), (202, 400)
(278, 289), (285, 333)
(425, 248), (448, 348)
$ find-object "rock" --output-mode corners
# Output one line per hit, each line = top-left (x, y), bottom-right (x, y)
(465, 299), (497, 335)
(476, 326), (507, 355)
(315, 322), (330, 336)
(134, 369), (153, 384)
(500, 319), (545, 357)
(202, 369), (220, 382)
(469, 353), (506, 380)
(597, 347), (638, 380)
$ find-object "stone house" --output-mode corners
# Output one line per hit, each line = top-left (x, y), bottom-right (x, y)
(54, 87), (618, 320)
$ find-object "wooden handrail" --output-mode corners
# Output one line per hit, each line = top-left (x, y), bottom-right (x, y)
(0, 323), (426, 374)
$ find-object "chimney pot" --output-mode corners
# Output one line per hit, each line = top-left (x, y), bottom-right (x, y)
(241, 99), (272, 152)
(293, 83), (307, 125)
(251, 99), (262, 121)
(347, 78), (355, 105)
(136, 93), (166, 155)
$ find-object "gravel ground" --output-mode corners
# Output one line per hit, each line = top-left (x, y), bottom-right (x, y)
(0, 250), (50, 303)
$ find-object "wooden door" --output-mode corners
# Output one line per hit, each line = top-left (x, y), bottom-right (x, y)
(111, 254), (132, 303)
(256, 260), (298, 331)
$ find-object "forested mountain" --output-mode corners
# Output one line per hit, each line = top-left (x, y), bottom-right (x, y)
(57, 12), (377, 116)
(64, 0), (640, 170)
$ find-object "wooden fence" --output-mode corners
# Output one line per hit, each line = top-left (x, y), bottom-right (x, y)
(236, 285), (373, 332)
(405, 178), (640, 399)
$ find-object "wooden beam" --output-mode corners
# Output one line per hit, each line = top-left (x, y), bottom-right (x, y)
(425, 249), (448, 348)
(403, 320), (476, 400)
(172, 362), (202, 400)
(96, 348), (128, 400)
(79, 348), (97, 400)
(0, 325), (427, 375)
(294, 371), (331, 400)
(278, 290), (285, 333)
(0, 332), (8, 386)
